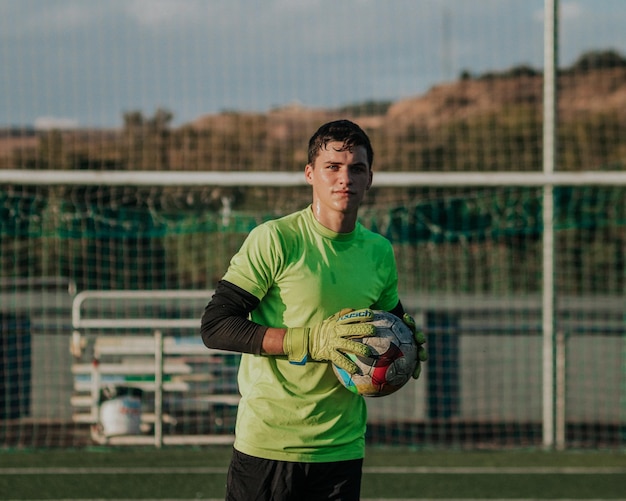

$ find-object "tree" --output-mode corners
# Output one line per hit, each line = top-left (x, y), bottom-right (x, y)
(568, 49), (626, 72)
(122, 108), (174, 170)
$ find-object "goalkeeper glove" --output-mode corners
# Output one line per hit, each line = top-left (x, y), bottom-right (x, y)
(401, 313), (428, 379)
(283, 308), (376, 374)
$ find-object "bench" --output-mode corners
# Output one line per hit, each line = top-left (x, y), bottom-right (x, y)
(70, 290), (240, 446)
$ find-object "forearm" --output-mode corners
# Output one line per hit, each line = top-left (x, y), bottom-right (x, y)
(261, 327), (287, 355)
(200, 281), (286, 356)
(201, 281), (406, 359)
(200, 280), (266, 355)
(201, 312), (266, 354)
(261, 303), (404, 356)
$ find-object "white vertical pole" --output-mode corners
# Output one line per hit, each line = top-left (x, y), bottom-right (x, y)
(91, 357), (101, 426)
(154, 330), (164, 448)
(542, 0), (558, 449)
(555, 330), (566, 449)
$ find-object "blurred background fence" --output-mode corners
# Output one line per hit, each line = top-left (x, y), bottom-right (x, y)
(1, 0), (625, 450)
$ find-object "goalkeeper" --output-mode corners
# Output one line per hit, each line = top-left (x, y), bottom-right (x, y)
(201, 119), (426, 501)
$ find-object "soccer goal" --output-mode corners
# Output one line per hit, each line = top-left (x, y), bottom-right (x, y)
(2, 0), (626, 450)
(1, 170), (625, 449)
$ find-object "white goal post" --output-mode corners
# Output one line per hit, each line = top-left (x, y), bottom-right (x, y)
(3, 169), (626, 187)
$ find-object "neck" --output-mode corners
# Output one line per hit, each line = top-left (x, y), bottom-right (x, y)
(309, 205), (357, 233)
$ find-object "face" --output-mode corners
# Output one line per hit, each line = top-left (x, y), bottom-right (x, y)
(305, 141), (373, 230)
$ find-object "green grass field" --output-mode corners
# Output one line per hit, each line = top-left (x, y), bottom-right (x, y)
(1, 446), (626, 500)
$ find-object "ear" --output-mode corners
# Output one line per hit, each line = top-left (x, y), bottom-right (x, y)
(366, 170), (373, 190)
(304, 164), (314, 186)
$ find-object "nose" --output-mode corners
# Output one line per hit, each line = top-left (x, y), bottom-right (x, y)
(338, 167), (352, 186)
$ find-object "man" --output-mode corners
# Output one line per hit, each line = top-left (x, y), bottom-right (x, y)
(201, 119), (426, 500)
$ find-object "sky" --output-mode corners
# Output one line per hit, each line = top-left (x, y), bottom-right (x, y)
(2, 0), (626, 129)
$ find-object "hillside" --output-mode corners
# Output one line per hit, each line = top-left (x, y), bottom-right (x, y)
(384, 67), (626, 129)
(2, 50), (626, 173)
(185, 59), (626, 172)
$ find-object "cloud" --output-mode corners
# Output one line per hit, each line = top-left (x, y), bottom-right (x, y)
(2, 0), (626, 128)
(123, 0), (208, 29)
(8, 0), (100, 36)
(34, 116), (80, 130)
(561, 1), (584, 20)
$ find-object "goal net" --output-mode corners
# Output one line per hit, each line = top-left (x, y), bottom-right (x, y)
(1, 179), (625, 448)
(1, 0), (626, 450)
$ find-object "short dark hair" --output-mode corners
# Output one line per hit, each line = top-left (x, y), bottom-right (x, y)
(307, 119), (374, 168)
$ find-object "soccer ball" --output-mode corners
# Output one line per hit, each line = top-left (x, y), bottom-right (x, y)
(333, 310), (418, 397)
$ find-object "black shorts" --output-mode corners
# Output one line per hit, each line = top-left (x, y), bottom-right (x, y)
(225, 448), (363, 501)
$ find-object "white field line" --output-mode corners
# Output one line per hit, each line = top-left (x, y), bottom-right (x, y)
(1, 466), (625, 475)
(364, 466), (626, 474)
(3, 499), (619, 501)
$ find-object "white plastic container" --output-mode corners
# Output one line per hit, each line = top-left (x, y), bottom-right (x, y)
(99, 389), (142, 436)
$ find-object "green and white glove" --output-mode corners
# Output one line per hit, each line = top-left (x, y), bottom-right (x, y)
(401, 313), (428, 380)
(283, 308), (376, 374)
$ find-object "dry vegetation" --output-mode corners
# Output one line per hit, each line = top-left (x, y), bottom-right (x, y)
(2, 50), (626, 175)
